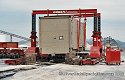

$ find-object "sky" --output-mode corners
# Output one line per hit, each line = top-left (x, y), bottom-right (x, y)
(0, 0), (125, 42)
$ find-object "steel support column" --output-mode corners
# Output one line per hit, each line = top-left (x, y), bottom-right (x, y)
(30, 14), (37, 47)
(83, 18), (87, 51)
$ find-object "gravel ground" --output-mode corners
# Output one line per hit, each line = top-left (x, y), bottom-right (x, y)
(1, 51), (125, 80)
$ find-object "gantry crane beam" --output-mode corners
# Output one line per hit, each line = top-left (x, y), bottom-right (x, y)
(32, 9), (97, 15)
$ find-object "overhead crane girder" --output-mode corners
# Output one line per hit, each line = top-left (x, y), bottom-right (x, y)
(32, 9), (97, 15)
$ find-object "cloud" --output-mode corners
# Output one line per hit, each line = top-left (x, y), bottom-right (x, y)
(1, 0), (125, 20)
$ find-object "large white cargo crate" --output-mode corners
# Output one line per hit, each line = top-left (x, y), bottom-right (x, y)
(39, 16), (80, 54)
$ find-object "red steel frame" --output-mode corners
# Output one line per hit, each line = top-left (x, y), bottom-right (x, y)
(32, 9), (97, 15)
(78, 17), (81, 50)
(83, 18), (87, 50)
(31, 9), (101, 51)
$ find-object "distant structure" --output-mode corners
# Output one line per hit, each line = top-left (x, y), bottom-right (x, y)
(0, 34), (9, 42)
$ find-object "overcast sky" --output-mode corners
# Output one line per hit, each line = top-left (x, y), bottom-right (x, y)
(0, 0), (125, 41)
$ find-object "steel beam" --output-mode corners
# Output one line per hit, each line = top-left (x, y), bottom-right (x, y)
(32, 9), (97, 15)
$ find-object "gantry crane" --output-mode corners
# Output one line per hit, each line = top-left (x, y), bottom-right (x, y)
(30, 9), (101, 50)
(29, 9), (103, 63)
